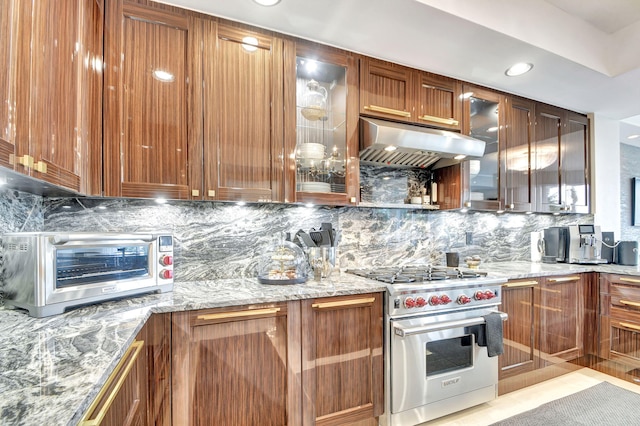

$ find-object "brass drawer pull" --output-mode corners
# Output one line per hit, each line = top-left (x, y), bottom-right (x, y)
(547, 276), (580, 283)
(619, 277), (640, 284)
(80, 340), (144, 425)
(197, 307), (281, 321)
(619, 321), (640, 332)
(619, 299), (640, 308)
(364, 105), (411, 118)
(312, 297), (376, 309)
(503, 280), (539, 288)
(417, 115), (459, 126)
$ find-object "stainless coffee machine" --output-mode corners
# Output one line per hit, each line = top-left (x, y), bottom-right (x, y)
(567, 224), (607, 264)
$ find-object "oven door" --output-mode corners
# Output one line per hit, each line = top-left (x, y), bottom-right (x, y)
(389, 311), (504, 414)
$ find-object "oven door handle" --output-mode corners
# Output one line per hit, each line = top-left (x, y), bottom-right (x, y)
(51, 233), (156, 244)
(393, 311), (508, 337)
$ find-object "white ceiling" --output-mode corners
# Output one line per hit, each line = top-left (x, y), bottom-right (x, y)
(158, 0), (640, 125)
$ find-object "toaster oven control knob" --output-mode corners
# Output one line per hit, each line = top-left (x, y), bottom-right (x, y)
(457, 295), (471, 305)
(159, 269), (174, 280)
(160, 255), (173, 266)
(440, 294), (452, 305)
(429, 295), (440, 306)
(416, 297), (427, 307)
(404, 297), (416, 308)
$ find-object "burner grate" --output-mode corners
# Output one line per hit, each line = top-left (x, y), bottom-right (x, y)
(346, 265), (486, 284)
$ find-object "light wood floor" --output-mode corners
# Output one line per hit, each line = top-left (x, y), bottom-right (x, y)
(422, 368), (640, 425)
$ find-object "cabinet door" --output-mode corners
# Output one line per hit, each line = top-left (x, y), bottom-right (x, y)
(284, 41), (359, 205)
(538, 275), (584, 365)
(416, 73), (462, 130)
(502, 97), (535, 212)
(534, 104), (562, 212)
(203, 22), (283, 202)
(172, 302), (301, 426)
(104, 1), (202, 199)
(81, 339), (147, 426)
(561, 112), (590, 213)
(499, 280), (539, 380)
(0, 0), (18, 168)
(360, 58), (414, 122)
(463, 85), (504, 210)
(9, 0), (102, 194)
(141, 314), (171, 426)
(301, 293), (383, 426)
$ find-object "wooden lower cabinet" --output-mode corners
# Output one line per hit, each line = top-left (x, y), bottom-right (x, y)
(498, 274), (586, 394)
(599, 274), (640, 365)
(301, 294), (384, 426)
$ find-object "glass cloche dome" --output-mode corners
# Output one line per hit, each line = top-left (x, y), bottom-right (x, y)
(257, 240), (308, 284)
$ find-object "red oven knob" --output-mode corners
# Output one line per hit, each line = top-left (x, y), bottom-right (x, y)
(475, 291), (487, 300)
(440, 294), (452, 305)
(160, 255), (173, 266)
(484, 290), (496, 299)
(416, 297), (427, 307)
(457, 295), (471, 305)
(429, 295), (440, 306)
(404, 297), (416, 308)
(159, 269), (173, 280)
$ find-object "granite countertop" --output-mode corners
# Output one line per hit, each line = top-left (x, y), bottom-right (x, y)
(4, 262), (640, 425)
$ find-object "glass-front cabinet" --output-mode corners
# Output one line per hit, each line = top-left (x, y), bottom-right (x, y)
(284, 42), (358, 205)
(462, 86), (504, 210)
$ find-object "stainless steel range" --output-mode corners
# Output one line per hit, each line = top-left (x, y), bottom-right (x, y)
(347, 265), (507, 426)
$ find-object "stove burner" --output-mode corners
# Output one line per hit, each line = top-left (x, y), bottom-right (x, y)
(346, 265), (487, 284)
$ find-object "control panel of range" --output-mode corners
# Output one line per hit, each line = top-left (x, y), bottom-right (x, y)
(389, 285), (502, 316)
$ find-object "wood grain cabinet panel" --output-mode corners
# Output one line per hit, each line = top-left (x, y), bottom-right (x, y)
(599, 274), (640, 365)
(360, 58), (414, 122)
(499, 279), (539, 380)
(2, 0), (102, 193)
(301, 293), (384, 426)
(416, 73), (462, 130)
(203, 22), (284, 202)
(104, 0), (202, 199)
(171, 302), (301, 426)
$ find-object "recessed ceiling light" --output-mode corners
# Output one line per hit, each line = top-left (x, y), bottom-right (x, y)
(505, 62), (533, 77)
(253, 0), (281, 6)
(628, 134), (640, 139)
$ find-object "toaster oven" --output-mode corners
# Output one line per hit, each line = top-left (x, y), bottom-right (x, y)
(1, 232), (174, 317)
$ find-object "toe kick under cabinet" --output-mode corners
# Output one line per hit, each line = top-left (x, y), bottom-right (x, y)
(600, 274), (640, 365)
(171, 293), (383, 426)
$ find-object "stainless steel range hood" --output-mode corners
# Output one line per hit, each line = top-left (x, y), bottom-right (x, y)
(360, 117), (486, 169)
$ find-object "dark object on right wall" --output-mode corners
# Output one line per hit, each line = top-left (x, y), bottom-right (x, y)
(615, 241), (638, 266)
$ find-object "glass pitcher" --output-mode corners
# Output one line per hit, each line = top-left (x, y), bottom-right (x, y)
(301, 80), (328, 121)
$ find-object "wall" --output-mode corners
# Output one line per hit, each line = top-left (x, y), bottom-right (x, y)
(0, 189), (593, 286)
(619, 143), (640, 242)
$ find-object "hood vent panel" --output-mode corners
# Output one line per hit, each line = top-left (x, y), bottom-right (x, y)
(360, 117), (486, 169)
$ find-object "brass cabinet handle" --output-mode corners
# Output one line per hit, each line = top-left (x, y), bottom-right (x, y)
(503, 280), (539, 288)
(364, 105), (411, 118)
(619, 299), (640, 308)
(34, 161), (47, 174)
(417, 115), (459, 126)
(619, 277), (640, 284)
(547, 276), (580, 283)
(619, 321), (640, 332)
(80, 340), (145, 425)
(312, 297), (376, 309)
(197, 307), (281, 321)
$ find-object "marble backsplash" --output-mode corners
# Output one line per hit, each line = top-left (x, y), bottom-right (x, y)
(0, 188), (595, 284)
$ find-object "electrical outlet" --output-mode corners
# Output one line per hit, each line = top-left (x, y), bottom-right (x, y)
(465, 232), (473, 245)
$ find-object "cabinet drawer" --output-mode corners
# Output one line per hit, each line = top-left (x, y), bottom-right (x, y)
(601, 316), (640, 364)
(610, 280), (640, 311)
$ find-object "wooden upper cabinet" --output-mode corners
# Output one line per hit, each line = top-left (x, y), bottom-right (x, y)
(104, 1), (202, 199)
(534, 104), (590, 213)
(4, 0), (102, 194)
(284, 41), (359, 205)
(416, 73), (462, 130)
(301, 293), (384, 425)
(360, 58), (414, 122)
(202, 22), (284, 202)
(502, 97), (535, 212)
(172, 302), (301, 425)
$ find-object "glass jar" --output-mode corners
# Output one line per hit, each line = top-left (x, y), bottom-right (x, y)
(300, 79), (328, 121)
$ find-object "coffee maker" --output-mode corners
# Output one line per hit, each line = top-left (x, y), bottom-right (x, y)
(567, 224), (607, 264)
